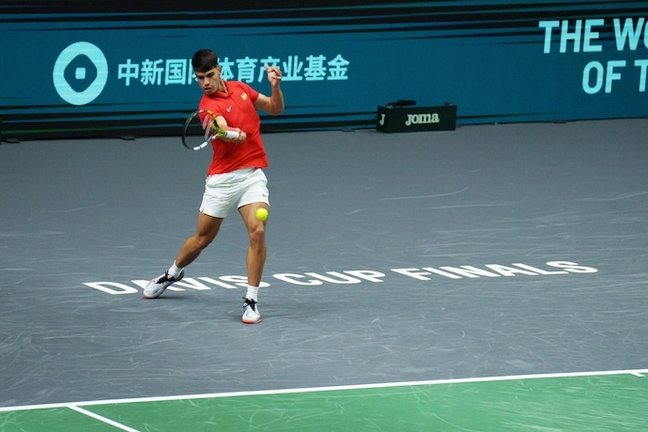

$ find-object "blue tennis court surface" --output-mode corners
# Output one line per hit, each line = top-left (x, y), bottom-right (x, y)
(1, 119), (647, 430)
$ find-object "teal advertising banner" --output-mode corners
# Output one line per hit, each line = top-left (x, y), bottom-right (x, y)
(0, 1), (646, 139)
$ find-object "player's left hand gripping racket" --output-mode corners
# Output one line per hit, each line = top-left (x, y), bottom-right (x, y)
(182, 109), (218, 151)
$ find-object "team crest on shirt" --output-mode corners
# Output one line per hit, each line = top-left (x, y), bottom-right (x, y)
(241, 92), (248, 101)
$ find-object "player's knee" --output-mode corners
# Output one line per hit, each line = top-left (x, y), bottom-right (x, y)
(248, 224), (266, 247)
(192, 234), (215, 250)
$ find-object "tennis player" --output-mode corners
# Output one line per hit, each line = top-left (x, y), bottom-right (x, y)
(143, 48), (284, 324)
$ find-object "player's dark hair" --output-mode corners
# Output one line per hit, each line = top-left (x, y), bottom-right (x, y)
(192, 49), (218, 73)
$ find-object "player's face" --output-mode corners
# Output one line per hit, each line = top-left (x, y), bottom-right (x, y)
(195, 67), (222, 95)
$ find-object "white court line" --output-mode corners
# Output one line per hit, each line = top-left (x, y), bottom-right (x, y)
(1, 368), (647, 413)
(67, 405), (141, 432)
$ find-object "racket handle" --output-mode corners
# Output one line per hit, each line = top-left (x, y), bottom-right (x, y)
(216, 128), (243, 140)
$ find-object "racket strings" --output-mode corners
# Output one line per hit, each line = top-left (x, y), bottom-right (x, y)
(183, 110), (216, 150)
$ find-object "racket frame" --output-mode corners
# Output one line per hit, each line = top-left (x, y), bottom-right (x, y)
(182, 109), (218, 151)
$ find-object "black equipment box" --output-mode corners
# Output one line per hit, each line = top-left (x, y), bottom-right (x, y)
(376, 104), (457, 133)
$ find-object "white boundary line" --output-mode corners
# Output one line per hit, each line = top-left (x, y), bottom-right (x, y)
(67, 405), (141, 432)
(1, 368), (647, 413)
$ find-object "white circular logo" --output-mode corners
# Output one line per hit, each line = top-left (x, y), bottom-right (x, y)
(53, 42), (108, 106)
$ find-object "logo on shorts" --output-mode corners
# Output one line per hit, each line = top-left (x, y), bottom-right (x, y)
(52, 41), (108, 106)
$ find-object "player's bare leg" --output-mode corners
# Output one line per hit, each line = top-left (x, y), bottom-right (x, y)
(239, 203), (268, 323)
(175, 212), (223, 268)
(143, 212), (222, 299)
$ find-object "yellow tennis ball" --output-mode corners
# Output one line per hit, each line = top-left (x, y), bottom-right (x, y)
(255, 208), (269, 221)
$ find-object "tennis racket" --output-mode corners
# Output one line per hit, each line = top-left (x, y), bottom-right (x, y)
(181, 109), (244, 151)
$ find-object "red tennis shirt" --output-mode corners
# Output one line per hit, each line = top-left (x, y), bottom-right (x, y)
(198, 81), (269, 175)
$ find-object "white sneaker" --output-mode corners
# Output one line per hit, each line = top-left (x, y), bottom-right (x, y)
(242, 298), (261, 324)
(143, 270), (184, 299)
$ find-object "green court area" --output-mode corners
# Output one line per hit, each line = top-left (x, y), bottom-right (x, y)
(1, 370), (646, 431)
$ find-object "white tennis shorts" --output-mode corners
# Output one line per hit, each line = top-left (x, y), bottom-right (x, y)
(200, 168), (269, 218)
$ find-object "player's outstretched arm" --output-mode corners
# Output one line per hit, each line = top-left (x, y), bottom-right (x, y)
(255, 66), (284, 115)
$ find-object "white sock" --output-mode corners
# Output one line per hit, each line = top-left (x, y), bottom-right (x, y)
(245, 285), (259, 302)
(168, 262), (183, 278)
